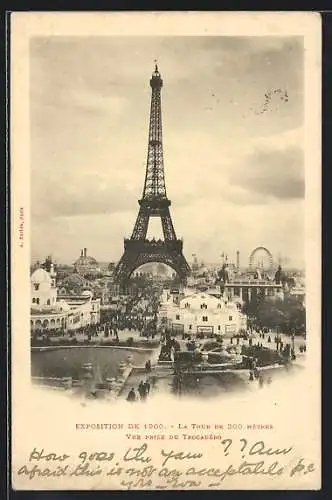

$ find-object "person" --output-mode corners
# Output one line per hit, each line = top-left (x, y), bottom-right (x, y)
(145, 360), (151, 373)
(150, 376), (157, 389)
(259, 376), (264, 388)
(144, 380), (151, 395)
(249, 371), (254, 381)
(268, 335), (271, 343)
(138, 381), (145, 400)
(127, 388), (136, 402)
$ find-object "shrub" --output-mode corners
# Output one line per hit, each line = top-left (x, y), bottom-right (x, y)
(126, 337), (134, 346)
(241, 345), (283, 367)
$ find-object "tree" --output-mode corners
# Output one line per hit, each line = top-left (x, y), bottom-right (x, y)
(254, 296), (305, 333)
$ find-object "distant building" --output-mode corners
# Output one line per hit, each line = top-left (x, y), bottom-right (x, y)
(191, 255), (200, 275)
(223, 277), (284, 303)
(74, 248), (100, 276)
(107, 262), (116, 274)
(187, 268), (285, 304)
(58, 273), (87, 295)
(30, 267), (100, 332)
(58, 291), (101, 329)
(85, 278), (113, 305)
(159, 289), (247, 337)
(289, 286), (306, 307)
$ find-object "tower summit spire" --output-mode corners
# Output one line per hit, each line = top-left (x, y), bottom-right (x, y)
(142, 62), (166, 202)
(113, 66), (190, 286)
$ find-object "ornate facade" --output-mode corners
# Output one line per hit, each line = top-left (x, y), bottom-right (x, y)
(159, 289), (247, 337)
(30, 267), (100, 332)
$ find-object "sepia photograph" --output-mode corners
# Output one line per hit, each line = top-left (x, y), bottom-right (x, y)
(11, 12), (321, 490)
(30, 35), (307, 402)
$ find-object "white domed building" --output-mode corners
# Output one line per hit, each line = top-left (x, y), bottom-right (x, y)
(31, 267), (100, 333)
(160, 290), (247, 338)
(31, 267), (57, 307)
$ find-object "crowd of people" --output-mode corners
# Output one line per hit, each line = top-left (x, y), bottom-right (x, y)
(127, 379), (151, 402)
(31, 324), (100, 340)
(249, 369), (273, 388)
(98, 292), (160, 337)
(247, 355), (273, 386)
(31, 291), (161, 343)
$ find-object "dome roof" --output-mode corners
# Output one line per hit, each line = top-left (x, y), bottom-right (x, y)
(63, 274), (85, 285)
(31, 268), (52, 284)
(75, 255), (98, 266)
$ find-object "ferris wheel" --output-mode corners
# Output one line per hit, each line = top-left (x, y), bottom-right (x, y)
(249, 246), (274, 271)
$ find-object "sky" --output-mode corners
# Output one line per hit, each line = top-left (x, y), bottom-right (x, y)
(30, 36), (304, 268)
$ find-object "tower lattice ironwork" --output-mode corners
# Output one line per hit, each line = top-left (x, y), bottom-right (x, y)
(114, 64), (191, 284)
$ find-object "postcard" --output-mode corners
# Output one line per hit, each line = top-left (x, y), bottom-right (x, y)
(10, 11), (321, 490)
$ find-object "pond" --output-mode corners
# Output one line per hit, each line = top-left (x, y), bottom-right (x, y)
(31, 347), (153, 380)
(171, 372), (249, 398)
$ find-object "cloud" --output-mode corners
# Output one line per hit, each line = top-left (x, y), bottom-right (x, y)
(228, 145), (304, 200)
(221, 186), (269, 206)
(32, 173), (138, 219)
(164, 126), (304, 207)
(30, 36), (305, 266)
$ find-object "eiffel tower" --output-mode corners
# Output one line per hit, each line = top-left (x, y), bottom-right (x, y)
(114, 63), (191, 285)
